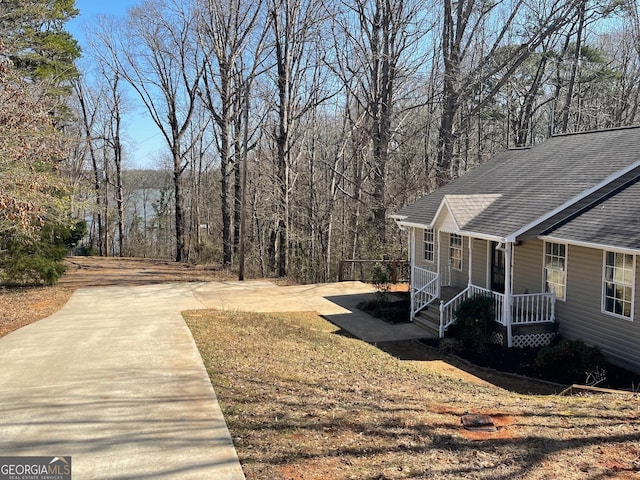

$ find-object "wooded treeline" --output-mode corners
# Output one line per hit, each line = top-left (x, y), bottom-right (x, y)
(6, 0), (640, 283)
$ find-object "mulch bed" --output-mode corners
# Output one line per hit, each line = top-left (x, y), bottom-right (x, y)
(450, 343), (640, 392)
(362, 294), (640, 392)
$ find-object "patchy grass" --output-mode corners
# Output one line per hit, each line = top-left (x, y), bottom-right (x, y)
(185, 309), (640, 480)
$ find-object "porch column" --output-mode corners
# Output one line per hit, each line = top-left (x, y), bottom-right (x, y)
(409, 228), (415, 264)
(436, 230), (442, 298)
(468, 237), (473, 287)
(410, 228), (415, 318)
(504, 241), (513, 347)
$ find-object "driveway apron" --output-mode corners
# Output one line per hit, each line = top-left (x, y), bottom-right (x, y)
(0, 283), (245, 480)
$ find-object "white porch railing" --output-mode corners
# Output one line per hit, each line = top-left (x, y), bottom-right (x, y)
(411, 266), (439, 318)
(435, 285), (555, 337)
(512, 292), (556, 324)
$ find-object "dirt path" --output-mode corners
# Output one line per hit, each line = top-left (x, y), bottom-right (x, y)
(61, 256), (236, 287)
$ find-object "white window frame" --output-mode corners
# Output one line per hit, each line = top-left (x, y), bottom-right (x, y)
(423, 228), (435, 263)
(543, 241), (567, 301)
(450, 233), (463, 271)
(602, 250), (635, 321)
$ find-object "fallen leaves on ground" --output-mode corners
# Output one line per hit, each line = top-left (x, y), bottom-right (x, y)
(0, 286), (73, 338)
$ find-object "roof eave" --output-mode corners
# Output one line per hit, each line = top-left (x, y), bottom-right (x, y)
(539, 234), (640, 255)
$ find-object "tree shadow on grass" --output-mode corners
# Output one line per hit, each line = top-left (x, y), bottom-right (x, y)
(220, 374), (640, 480)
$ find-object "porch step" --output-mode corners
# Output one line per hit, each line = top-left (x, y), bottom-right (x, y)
(411, 286), (465, 336)
(439, 286), (465, 303)
(413, 307), (440, 335)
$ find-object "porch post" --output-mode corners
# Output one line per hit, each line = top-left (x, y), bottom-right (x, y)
(436, 230), (442, 298)
(409, 228), (415, 265)
(409, 228), (415, 319)
(504, 241), (513, 347)
(468, 237), (473, 287)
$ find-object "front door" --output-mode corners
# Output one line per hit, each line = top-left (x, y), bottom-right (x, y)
(490, 242), (505, 293)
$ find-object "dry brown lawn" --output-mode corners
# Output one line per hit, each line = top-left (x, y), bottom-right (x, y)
(185, 309), (640, 480)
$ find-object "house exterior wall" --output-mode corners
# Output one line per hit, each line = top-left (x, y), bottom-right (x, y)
(557, 245), (640, 372)
(411, 227), (469, 288)
(444, 233), (469, 287)
(471, 238), (488, 288)
(469, 239), (546, 295)
(513, 240), (544, 295)
(414, 228), (437, 269)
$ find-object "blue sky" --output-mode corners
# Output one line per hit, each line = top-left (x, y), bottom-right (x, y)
(68, 0), (164, 170)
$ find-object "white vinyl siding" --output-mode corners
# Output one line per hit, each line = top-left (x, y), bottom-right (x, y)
(603, 251), (635, 320)
(544, 242), (567, 301)
(513, 240), (544, 295)
(555, 245), (640, 372)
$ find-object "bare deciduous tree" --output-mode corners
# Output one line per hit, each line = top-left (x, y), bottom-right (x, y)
(118, 0), (204, 262)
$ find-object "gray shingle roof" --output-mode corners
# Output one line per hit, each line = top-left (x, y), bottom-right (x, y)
(545, 179), (640, 251)
(394, 127), (640, 241)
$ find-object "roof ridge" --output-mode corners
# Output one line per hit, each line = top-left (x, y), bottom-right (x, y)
(551, 125), (640, 138)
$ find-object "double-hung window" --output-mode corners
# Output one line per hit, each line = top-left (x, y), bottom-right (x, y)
(450, 234), (462, 271)
(603, 251), (635, 320)
(424, 228), (434, 263)
(544, 242), (566, 300)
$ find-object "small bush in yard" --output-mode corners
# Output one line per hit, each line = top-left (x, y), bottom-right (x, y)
(0, 220), (87, 286)
(453, 295), (494, 350)
(535, 339), (607, 375)
(372, 262), (392, 305)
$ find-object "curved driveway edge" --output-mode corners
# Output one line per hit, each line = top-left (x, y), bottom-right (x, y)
(193, 280), (432, 343)
(0, 283), (245, 480)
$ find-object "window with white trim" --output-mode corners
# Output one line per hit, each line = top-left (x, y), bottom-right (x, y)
(603, 251), (635, 319)
(450, 234), (462, 270)
(423, 228), (434, 262)
(544, 242), (566, 300)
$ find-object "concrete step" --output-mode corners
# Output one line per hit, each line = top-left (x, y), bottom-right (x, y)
(411, 286), (465, 336)
(413, 309), (440, 335)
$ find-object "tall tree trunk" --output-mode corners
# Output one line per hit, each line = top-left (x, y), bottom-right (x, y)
(560, 0), (586, 133)
(514, 54), (549, 147)
(172, 143), (186, 262)
(111, 74), (125, 257)
(274, 15), (290, 278)
(436, 0), (462, 187)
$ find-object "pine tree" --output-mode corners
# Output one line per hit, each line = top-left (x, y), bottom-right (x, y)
(0, 0), (81, 89)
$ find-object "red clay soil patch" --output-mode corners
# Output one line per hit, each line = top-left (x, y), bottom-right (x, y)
(430, 403), (519, 441)
(595, 444), (640, 478)
(459, 413), (519, 441)
(276, 458), (346, 480)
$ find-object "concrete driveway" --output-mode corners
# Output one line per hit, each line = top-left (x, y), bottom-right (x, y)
(0, 280), (429, 479)
(193, 280), (431, 343)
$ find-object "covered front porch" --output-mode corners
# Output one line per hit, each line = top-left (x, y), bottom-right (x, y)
(409, 235), (557, 348)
